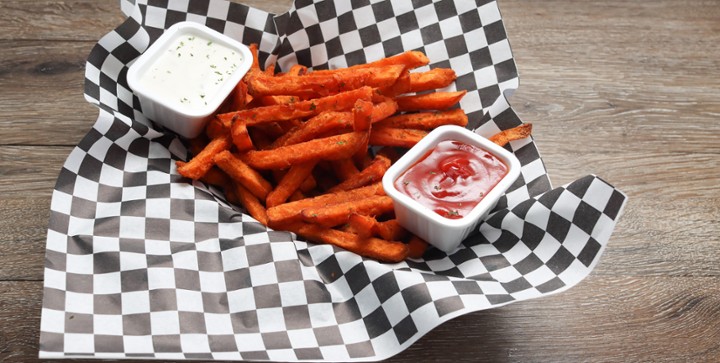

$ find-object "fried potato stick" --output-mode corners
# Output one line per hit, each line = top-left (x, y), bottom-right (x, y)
(266, 183), (383, 227)
(381, 68), (457, 96)
(231, 120), (254, 152)
(233, 183), (269, 226)
(214, 150), (273, 200)
(231, 80), (250, 111)
(370, 97), (399, 123)
(301, 195), (395, 228)
(242, 43), (262, 83)
(270, 111), (353, 149)
(369, 128), (428, 148)
(489, 123), (533, 147)
(379, 70), (411, 97)
(375, 109), (468, 130)
(406, 235), (429, 259)
(286, 64), (308, 76)
(198, 166), (232, 190)
(177, 50), (481, 263)
(176, 134), (231, 180)
(395, 90), (467, 111)
(218, 86), (373, 127)
(259, 95), (298, 106)
(205, 117), (228, 139)
(407, 68), (457, 92)
(242, 131), (368, 170)
(264, 63), (276, 76)
(249, 65), (405, 97)
(345, 213), (377, 239)
(331, 158), (360, 181)
(288, 222), (409, 263)
(266, 161), (317, 208)
(312, 50), (430, 75)
(353, 99), (373, 132)
(328, 154), (391, 192)
(271, 98), (397, 149)
(374, 219), (408, 242)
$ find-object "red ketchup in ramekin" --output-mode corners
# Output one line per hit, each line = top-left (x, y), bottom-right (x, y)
(394, 140), (508, 219)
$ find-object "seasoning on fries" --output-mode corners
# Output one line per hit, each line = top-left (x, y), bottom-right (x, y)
(175, 47), (532, 262)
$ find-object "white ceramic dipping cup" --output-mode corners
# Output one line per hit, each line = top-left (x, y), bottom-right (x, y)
(383, 125), (522, 253)
(127, 21), (252, 138)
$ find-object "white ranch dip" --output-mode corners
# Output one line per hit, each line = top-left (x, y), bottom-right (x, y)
(138, 33), (243, 112)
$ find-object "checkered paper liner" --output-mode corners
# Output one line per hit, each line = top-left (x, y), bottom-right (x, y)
(40, 0), (627, 360)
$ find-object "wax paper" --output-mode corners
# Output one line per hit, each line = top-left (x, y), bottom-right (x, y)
(40, 0), (626, 360)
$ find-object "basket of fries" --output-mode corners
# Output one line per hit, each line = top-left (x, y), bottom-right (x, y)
(39, 0), (626, 360)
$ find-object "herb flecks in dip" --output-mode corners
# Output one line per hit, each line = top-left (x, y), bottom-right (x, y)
(139, 33), (242, 112)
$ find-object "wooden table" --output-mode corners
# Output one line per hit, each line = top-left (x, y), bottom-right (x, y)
(2, 0), (718, 361)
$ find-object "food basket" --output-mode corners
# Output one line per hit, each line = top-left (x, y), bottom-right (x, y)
(39, 0), (626, 360)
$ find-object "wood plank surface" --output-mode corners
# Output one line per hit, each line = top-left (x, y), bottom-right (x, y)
(0, 0), (718, 362)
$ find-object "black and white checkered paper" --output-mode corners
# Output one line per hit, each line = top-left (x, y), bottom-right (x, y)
(40, 0), (627, 360)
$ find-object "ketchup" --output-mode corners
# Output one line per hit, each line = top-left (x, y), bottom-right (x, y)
(394, 140), (508, 219)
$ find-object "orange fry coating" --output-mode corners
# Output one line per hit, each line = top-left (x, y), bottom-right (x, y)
(268, 97), (397, 149)
(218, 86), (373, 127)
(175, 50), (525, 263)
(329, 154), (391, 192)
(241, 131), (368, 170)
(381, 68), (457, 96)
(286, 64), (308, 76)
(406, 235), (429, 259)
(198, 166), (233, 190)
(370, 97), (399, 123)
(242, 43), (262, 83)
(259, 95), (298, 106)
(312, 50), (430, 74)
(233, 183), (269, 226)
(288, 223), (409, 263)
(176, 135), (231, 180)
(266, 161), (317, 208)
(231, 120), (254, 152)
(407, 68), (457, 92)
(266, 183), (384, 227)
(379, 70), (411, 97)
(248, 65), (405, 97)
(345, 214), (378, 238)
(369, 127), (428, 148)
(395, 90), (467, 111)
(231, 80), (250, 110)
(353, 99), (373, 132)
(205, 117), (229, 139)
(331, 158), (360, 181)
(270, 111), (353, 149)
(489, 123), (533, 147)
(301, 195), (395, 228)
(214, 150), (273, 200)
(374, 109), (468, 130)
(374, 219), (408, 241)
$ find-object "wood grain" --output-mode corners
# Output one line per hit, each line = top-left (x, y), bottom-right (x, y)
(0, 41), (98, 146)
(0, 1), (124, 41)
(1, 277), (718, 362)
(0, 0), (718, 362)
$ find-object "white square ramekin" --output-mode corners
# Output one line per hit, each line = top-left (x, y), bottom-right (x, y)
(127, 21), (252, 138)
(382, 125), (522, 253)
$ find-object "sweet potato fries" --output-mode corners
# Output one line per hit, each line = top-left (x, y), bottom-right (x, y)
(176, 45), (532, 262)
